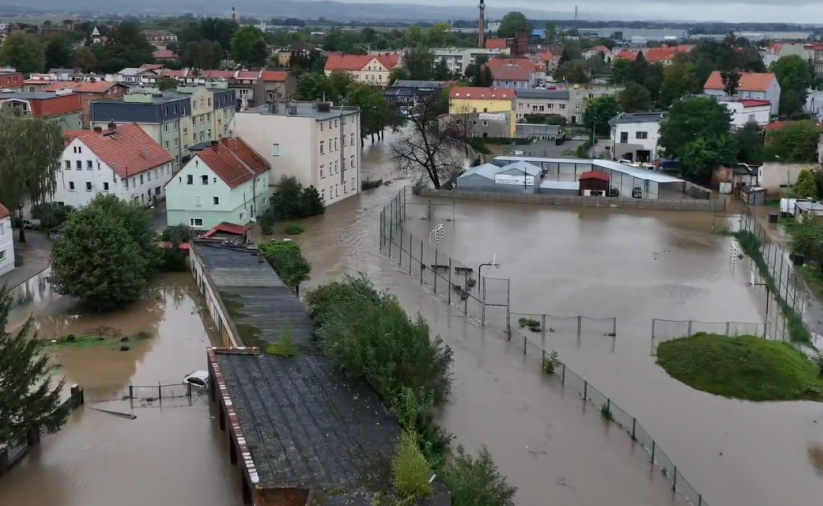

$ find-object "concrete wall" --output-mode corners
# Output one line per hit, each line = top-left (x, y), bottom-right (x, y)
(419, 188), (725, 212)
(190, 246), (240, 347)
(0, 216), (13, 277)
(758, 162), (820, 192)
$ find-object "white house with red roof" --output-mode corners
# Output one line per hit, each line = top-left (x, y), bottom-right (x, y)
(54, 123), (175, 208)
(0, 202), (13, 277)
(703, 71), (781, 115)
(721, 99), (772, 129)
(165, 138), (270, 230)
(324, 52), (401, 86)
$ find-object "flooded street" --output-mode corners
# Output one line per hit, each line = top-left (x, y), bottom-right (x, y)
(1, 131), (822, 506)
(0, 274), (242, 506)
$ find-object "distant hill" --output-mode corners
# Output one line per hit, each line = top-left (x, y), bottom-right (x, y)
(0, 0), (587, 22)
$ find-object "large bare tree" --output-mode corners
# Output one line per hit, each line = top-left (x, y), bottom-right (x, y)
(389, 91), (464, 189)
(0, 108), (65, 242)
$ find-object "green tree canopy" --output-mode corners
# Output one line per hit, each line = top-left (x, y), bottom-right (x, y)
(157, 76), (179, 91)
(259, 240), (311, 295)
(732, 122), (765, 166)
(49, 196), (158, 311)
(678, 136), (737, 181)
(659, 56), (701, 107)
(582, 95), (621, 135)
(0, 32), (45, 73)
(44, 36), (73, 70)
(99, 22), (156, 73)
(0, 287), (71, 448)
(231, 26), (269, 68)
(611, 58), (633, 84)
(497, 12), (532, 38)
(553, 60), (589, 84)
(765, 120), (820, 163)
(404, 46), (435, 81)
(794, 169), (818, 199)
(770, 55), (813, 116)
(659, 97), (733, 160)
(618, 82), (653, 112)
(296, 72), (333, 101)
(182, 40), (223, 70)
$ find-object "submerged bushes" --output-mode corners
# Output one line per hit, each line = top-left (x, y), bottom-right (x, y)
(306, 275), (516, 505)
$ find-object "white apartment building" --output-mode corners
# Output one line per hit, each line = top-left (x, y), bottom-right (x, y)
(721, 99), (772, 129)
(233, 101), (362, 206)
(608, 112), (666, 163)
(432, 47), (511, 75)
(54, 124), (175, 208)
(0, 203), (13, 277)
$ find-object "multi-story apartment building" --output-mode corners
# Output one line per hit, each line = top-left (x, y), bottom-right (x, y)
(761, 42), (813, 69)
(515, 85), (623, 124)
(432, 47), (511, 76)
(703, 71), (781, 115)
(449, 87), (516, 137)
(90, 84), (236, 169)
(0, 68), (24, 90)
(0, 90), (82, 131)
(233, 101), (361, 206)
(143, 30), (178, 48)
(55, 124), (174, 207)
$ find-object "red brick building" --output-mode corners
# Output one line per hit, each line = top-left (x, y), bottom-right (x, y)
(0, 91), (83, 131)
(42, 81), (128, 127)
(0, 70), (24, 90)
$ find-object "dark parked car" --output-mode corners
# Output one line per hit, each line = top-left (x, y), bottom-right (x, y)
(632, 187), (643, 198)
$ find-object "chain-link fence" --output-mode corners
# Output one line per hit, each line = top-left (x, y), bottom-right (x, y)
(83, 382), (199, 406)
(380, 188), (511, 326)
(739, 202), (809, 343)
(509, 312), (617, 351)
(650, 319), (766, 354)
(510, 325), (710, 506)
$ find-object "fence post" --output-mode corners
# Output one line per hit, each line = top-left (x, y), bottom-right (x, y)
(388, 216), (394, 259)
(631, 418), (637, 440)
(464, 274), (468, 315)
(129, 384), (133, 400)
(577, 315), (582, 347)
(561, 363), (566, 384)
(481, 277), (486, 326)
(419, 240), (424, 283)
(698, 495), (702, 506)
(650, 319), (656, 355)
(399, 229), (403, 266)
(523, 334), (527, 354)
(158, 382), (162, 401)
(651, 440), (656, 464)
(434, 249), (438, 294)
(541, 314), (547, 341)
(448, 258), (452, 304)
(672, 466), (677, 491)
(380, 208), (384, 251)
(583, 380), (588, 401)
(726, 321), (730, 336)
(687, 320), (693, 336)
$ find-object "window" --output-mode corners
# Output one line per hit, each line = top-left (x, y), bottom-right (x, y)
(239, 211), (244, 221)
(0, 250), (4, 262)
(320, 141), (325, 154)
(140, 174), (144, 184)
(636, 131), (648, 140)
(174, 138), (179, 147)
(335, 184), (339, 197)
(97, 162), (101, 170)
(334, 138), (338, 151)
(65, 160), (71, 169)
(559, 104), (566, 110)
(351, 155), (355, 168)
(73, 146), (82, 154)
(272, 143), (280, 156)
(201, 175), (208, 185)
(68, 181), (75, 191)
(320, 122), (324, 131)
(164, 140), (170, 149)
(213, 197), (220, 205)
(173, 122), (178, 131)
(620, 132), (629, 143)
(189, 218), (203, 227)
(103, 182), (110, 191)
(321, 188), (325, 200)
(335, 119), (338, 127)
(320, 165), (325, 178)
(75, 160), (82, 169)
(164, 124), (169, 133)
(351, 133), (354, 146)
(351, 177), (355, 189)
(85, 182), (92, 191)
(335, 161), (338, 174)
(124, 178), (129, 189)
(575, 104), (580, 110)
(186, 175), (193, 185)
(147, 172), (151, 182)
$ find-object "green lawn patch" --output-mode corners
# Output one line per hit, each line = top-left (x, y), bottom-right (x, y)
(656, 333), (823, 401)
(42, 331), (153, 350)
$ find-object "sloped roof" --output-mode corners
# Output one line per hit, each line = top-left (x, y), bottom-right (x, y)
(487, 57), (536, 73)
(490, 64), (531, 82)
(0, 202), (9, 220)
(644, 47), (677, 63)
(449, 87), (515, 100)
(260, 70), (288, 82)
(64, 124), (173, 178)
(538, 52), (555, 62)
(485, 38), (507, 50)
(613, 50), (638, 61)
(324, 53), (400, 72)
(500, 161), (541, 176)
(153, 50), (176, 59)
(704, 71), (776, 92)
(459, 163), (503, 180)
(196, 138), (270, 189)
(42, 81), (123, 94)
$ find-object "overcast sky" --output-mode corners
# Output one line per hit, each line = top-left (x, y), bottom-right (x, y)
(349, 0), (823, 24)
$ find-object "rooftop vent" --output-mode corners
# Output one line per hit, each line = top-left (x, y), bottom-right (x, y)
(317, 102), (331, 112)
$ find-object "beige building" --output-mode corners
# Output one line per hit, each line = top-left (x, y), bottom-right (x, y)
(233, 101), (362, 206)
(515, 85), (623, 124)
(324, 53), (401, 86)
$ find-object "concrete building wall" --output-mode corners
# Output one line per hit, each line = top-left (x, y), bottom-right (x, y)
(0, 215), (13, 277)
(758, 162), (820, 191)
(610, 121), (661, 161)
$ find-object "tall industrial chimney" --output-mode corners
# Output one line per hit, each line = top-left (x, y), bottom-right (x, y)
(478, 0), (485, 48)
(232, 7), (237, 24)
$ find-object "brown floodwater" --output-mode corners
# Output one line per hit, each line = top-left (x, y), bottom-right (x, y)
(0, 273), (242, 506)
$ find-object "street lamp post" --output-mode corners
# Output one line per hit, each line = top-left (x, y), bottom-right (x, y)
(747, 282), (770, 337)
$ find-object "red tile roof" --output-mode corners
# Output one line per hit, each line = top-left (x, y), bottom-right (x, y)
(201, 70), (235, 80)
(614, 50), (638, 61)
(0, 202), (9, 220)
(578, 171), (610, 182)
(489, 64), (531, 82)
(140, 63), (165, 71)
(644, 47), (677, 63)
(64, 124), (173, 178)
(704, 71), (776, 93)
(42, 81), (123, 94)
(449, 87), (515, 100)
(324, 53), (400, 72)
(588, 45), (610, 54)
(195, 138), (270, 189)
(485, 38), (507, 50)
(235, 70), (258, 80)
(260, 70), (288, 82)
(152, 50), (176, 60)
(160, 69), (188, 78)
(738, 99), (772, 108)
(487, 57), (536, 73)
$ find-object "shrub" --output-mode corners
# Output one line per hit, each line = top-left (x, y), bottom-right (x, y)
(258, 240), (311, 294)
(31, 202), (75, 229)
(541, 350), (560, 374)
(361, 178), (384, 191)
(600, 402), (613, 421)
(269, 176), (325, 220)
(284, 223), (305, 235)
(517, 317), (541, 333)
(390, 387), (453, 468)
(264, 328), (298, 357)
(442, 445), (516, 506)
(794, 168), (818, 199)
(393, 431), (433, 501)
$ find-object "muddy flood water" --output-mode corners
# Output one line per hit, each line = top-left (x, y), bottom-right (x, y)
(2, 132), (822, 506)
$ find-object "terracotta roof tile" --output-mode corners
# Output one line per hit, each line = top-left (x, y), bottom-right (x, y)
(614, 50), (638, 61)
(449, 87), (515, 100)
(260, 70), (288, 82)
(324, 53), (400, 72)
(235, 71), (258, 80)
(64, 124), (173, 178)
(538, 52), (555, 63)
(644, 47), (677, 63)
(485, 38), (507, 50)
(704, 71), (776, 93)
(42, 81), (123, 94)
(489, 64), (531, 82)
(487, 57), (536, 73)
(195, 138), (270, 189)
(140, 63), (165, 71)
(738, 99), (771, 108)
(153, 50), (176, 59)
(0, 202), (9, 220)
(161, 69), (189, 78)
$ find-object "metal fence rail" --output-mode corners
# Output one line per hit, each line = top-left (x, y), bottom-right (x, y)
(650, 318), (766, 354)
(83, 382), (197, 404)
(511, 326), (710, 506)
(510, 312), (617, 351)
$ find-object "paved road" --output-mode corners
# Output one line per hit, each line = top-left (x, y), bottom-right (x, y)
(508, 139), (586, 159)
(0, 230), (51, 290)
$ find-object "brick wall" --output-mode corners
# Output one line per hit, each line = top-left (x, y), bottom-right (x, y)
(255, 488), (309, 506)
(419, 188), (725, 212)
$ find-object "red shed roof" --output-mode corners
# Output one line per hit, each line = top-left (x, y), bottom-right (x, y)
(0, 202), (9, 220)
(578, 171), (610, 182)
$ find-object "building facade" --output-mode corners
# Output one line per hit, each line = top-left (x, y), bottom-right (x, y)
(324, 53), (401, 86)
(0, 90), (82, 131)
(0, 203), (13, 278)
(252, 71), (296, 104)
(432, 47), (511, 75)
(0, 69), (24, 90)
(703, 71), (781, 115)
(449, 87), (515, 137)
(721, 99), (772, 129)
(43, 81), (127, 127)
(608, 112), (666, 162)
(166, 138), (270, 230)
(234, 102), (361, 206)
(55, 124), (175, 208)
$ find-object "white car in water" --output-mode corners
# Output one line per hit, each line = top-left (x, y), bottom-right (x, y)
(183, 370), (209, 389)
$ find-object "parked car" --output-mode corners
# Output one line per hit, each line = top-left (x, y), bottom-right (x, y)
(608, 186), (619, 197)
(183, 370), (209, 389)
(22, 219), (41, 229)
(632, 187), (643, 198)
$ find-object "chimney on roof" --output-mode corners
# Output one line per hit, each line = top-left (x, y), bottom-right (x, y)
(93, 126), (102, 133)
(211, 140), (219, 151)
